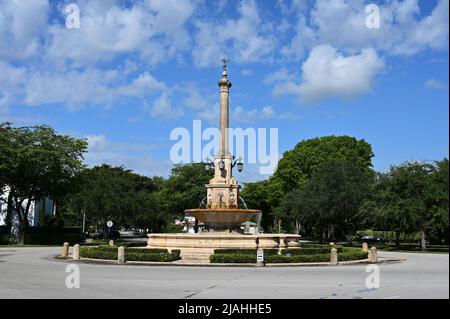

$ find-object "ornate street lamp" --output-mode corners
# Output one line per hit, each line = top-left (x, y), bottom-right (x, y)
(237, 160), (243, 172)
(204, 156), (214, 171)
(232, 155), (243, 172)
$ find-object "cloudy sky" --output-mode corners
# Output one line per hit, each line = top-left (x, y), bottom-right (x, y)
(0, 0), (448, 182)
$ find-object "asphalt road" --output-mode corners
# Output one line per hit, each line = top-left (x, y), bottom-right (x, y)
(0, 247), (448, 299)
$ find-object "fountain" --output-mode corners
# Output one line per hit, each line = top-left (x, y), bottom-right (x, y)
(147, 60), (300, 261)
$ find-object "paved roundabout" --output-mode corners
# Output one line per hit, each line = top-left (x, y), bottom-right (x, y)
(0, 247), (448, 299)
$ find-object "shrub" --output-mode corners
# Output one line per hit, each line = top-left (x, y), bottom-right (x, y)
(284, 246), (343, 255)
(171, 249), (181, 259)
(265, 253), (331, 263)
(337, 248), (369, 261)
(264, 249), (280, 255)
(210, 253), (256, 263)
(80, 246), (117, 260)
(128, 247), (168, 254)
(0, 234), (9, 245)
(127, 251), (180, 262)
(214, 249), (257, 254)
(79, 246), (180, 262)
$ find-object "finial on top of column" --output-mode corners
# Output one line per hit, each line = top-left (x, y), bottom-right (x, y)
(222, 57), (229, 72)
(218, 57), (232, 87)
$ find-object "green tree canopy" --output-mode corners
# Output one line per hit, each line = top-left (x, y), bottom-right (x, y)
(60, 165), (164, 234)
(281, 160), (373, 241)
(158, 163), (214, 217)
(0, 123), (87, 243)
(366, 160), (449, 248)
(273, 135), (374, 193)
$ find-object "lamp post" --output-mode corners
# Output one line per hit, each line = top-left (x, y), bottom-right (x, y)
(232, 155), (243, 172)
(204, 156), (214, 171)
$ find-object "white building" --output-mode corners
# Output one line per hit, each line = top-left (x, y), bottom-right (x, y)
(0, 187), (55, 229)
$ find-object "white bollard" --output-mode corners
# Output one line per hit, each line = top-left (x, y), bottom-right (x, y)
(369, 247), (378, 262)
(72, 244), (80, 260)
(109, 240), (114, 246)
(118, 246), (126, 264)
(330, 248), (338, 265)
(256, 249), (264, 267)
(62, 242), (69, 258)
(362, 242), (369, 253)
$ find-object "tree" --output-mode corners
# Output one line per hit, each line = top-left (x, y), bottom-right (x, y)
(282, 160), (373, 242)
(0, 123), (87, 243)
(273, 135), (374, 193)
(158, 163), (213, 221)
(368, 161), (447, 249)
(240, 178), (284, 232)
(61, 165), (163, 235)
(428, 158), (449, 244)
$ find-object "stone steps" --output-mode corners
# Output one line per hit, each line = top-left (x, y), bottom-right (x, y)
(180, 250), (212, 263)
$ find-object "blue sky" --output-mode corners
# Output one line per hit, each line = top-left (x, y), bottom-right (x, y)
(0, 0), (448, 182)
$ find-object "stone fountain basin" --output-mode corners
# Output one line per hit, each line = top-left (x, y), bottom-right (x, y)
(184, 208), (261, 228)
(147, 232), (301, 250)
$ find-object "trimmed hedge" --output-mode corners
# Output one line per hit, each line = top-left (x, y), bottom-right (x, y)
(210, 253), (256, 263)
(80, 247), (117, 260)
(265, 253), (331, 263)
(338, 248), (369, 261)
(127, 249), (180, 262)
(284, 245), (343, 255)
(213, 249), (278, 255)
(79, 246), (180, 262)
(213, 246), (343, 256)
(209, 246), (368, 264)
(214, 249), (257, 254)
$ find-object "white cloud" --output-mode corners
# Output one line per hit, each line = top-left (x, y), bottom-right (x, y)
(0, 61), (27, 109)
(192, 0), (275, 67)
(180, 83), (210, 110)
(425, 78), (448, 90)
(282, 0), (449, 59)
(231, 105), (296, 123)
(148, 93), (183, 119)
(404, 0), (449, 54)
(46, 0), (196, 66)
(0, 0), (49, 60)
(274, 44), (385, 103)
(23, 68), (167, 109)
(0, 43), (173, 109)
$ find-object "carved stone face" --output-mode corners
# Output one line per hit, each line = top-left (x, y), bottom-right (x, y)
(229, 192), (235, 205)
(217, 192), (224, 203)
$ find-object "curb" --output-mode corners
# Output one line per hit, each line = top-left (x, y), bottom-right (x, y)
(53, 255), (405, 267)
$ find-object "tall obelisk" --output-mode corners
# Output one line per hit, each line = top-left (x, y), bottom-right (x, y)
(218, 58), (231, 157)
(205, 59), (240, 210)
